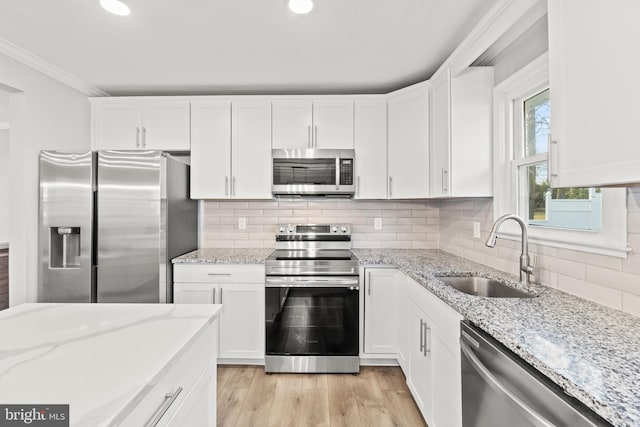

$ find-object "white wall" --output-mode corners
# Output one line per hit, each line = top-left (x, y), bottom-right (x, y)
(0, 129), (9, 245)
(0, 52), (91, 306)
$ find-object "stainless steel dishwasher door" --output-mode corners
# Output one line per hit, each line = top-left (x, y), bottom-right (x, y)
(460, 321), (611, 427)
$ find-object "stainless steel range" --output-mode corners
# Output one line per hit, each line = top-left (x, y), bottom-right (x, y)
(265, 224), (360, 374)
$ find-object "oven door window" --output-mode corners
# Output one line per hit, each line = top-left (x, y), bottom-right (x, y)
(266, 287), (359, 356)
(272, 159), (336, 185)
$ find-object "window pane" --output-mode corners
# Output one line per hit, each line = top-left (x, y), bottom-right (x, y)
(524, 89), (550, 156)
(525, 162), (602, 231)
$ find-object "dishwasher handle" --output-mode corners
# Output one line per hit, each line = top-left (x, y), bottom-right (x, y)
(460, 341), (556, 427)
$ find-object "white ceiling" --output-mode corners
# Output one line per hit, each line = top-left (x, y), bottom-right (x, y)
(0, 0), (497, 96)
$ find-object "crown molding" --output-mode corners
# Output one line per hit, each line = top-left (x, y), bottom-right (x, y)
(0, 37), (109, 97)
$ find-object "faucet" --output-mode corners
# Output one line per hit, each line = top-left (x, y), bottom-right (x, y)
(485, 214), (535, 285)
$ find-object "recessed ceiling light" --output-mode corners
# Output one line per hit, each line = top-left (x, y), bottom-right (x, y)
(288, 0), (314, 15)
(100, 0), (130, 16)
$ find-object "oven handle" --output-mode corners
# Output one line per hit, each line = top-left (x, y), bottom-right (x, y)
(265, 277), (359, 288)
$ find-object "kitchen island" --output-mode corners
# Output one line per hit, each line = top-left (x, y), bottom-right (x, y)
(0, 303), (221, 426)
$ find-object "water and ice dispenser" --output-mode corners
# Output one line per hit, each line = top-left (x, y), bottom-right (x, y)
(50, 226), (81, 268)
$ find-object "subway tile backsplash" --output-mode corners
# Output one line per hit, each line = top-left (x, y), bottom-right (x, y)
(201, 199), (439, 249)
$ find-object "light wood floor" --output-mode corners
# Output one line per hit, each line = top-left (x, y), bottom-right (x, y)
(217, 365), (428, 427)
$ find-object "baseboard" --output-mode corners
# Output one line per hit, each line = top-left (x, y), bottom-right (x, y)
(217, 358), (265, 366)
(359, 357), (399, 366)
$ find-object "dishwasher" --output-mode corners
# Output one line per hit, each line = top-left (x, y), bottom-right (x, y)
(460, 321), (612, 427)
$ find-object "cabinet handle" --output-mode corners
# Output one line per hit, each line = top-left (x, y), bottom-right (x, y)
(389, 176), (393, 197)
(207, 273), (231, 276)
(314, 125), (318, 148)
(225, 176), (229, 196)
(357, 176), (360, 197)
(145, 386), (183, 427)
(220, 287), (223, 304)
(419, 319), (425, 353)
(367, 271), (371, 295)
(308, 125), (311, 148)
(424, 324), (430, 356)
(548, 135), (558, 182)
(442, 168), (448, 194)
(212, 290), (216, 304)
(136, 127), (141, 148)
(232, 176), (236, 197)
(142, 126), (147, 148)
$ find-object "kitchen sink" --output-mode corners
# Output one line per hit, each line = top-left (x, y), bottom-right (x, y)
(437, 276), (536, 298)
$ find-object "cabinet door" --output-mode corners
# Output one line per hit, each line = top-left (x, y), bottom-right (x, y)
(408, 301), (433, 421)
(388, 85), (430, 198)
(312, 99), (354, 149)
(166, 361), (216, 427)
(272, 100), (313, 149)
(363, 269), (398, 354)
(93, 102), (142, 150)
(354, 99), (387, 199)
(190, 101), (231, 199)
(142, 102), (191, 150)
(173, 283), (217, 304)
(430, 71), (451, 197)
(218, 283), (265, 360)
(231, 100), (272, 199)
(549, 1), (640, 187)
(432, 331), (462, 427)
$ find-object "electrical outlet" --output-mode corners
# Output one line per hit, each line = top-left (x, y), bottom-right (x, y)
(473, 222), (481, 239)
(238, 217), (247, 230)
(374, 218), (383, 230)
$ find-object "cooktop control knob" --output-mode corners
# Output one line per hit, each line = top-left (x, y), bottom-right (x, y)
(279, 226), (285, 233)
(332, 226), (338, 233)
(340, 226), (347, 233)
(288, 226), (295, 233)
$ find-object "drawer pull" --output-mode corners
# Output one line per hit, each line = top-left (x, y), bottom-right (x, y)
(207, 273), (232, 276)
(145, 386), (183, 427)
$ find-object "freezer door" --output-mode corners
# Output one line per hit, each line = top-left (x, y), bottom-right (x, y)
(97, 150), (162, 302)
(38, 151), (94, 303)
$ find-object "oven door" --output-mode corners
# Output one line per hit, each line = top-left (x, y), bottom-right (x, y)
(265, 276), (359, 357)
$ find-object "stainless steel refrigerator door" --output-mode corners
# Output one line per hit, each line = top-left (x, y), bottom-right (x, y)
(97, 150), (161, 302)
(38, 151), (94, 302)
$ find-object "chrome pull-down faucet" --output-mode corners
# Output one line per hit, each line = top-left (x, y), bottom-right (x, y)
(485, 214), (536, 285)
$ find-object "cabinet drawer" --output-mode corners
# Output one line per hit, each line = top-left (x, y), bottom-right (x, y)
(173, 264), (265, 283)
(120, 320), (217, 426)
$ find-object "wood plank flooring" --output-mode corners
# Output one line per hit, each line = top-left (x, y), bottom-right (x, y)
(217, 365), (428, 427)
(0, 249), (8, 310)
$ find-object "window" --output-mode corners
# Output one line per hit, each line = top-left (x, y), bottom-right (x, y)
(514, 89), (601, 232)
(493, 54), (627, 258)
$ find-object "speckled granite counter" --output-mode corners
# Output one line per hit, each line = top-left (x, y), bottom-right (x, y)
(353, 248), (640, 427)
(172, 248), (273, 264)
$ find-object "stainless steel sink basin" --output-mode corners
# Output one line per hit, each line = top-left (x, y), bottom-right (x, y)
(438, 276), (535, 298)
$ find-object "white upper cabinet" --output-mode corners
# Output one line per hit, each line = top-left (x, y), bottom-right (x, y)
(190, 101), (231, 199)
(92, 100), (190, 150)
(548, 0), (640, 187)
(272, 100), (313, 149)
(354, 99), (387, 199)
(231, 100), (272, 199)
(272, 99), (354, 149)
(430, 67), (493, 198)
(388, 83), (430, 199)
(312, 99), (354, 149)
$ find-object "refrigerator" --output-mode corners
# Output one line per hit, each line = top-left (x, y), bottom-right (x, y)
(38, 150), (198, 303)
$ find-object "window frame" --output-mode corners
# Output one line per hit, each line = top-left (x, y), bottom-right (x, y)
(492, 53), (629, 258)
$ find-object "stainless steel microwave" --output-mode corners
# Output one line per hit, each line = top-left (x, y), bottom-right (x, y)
(272, 149), (355, 197)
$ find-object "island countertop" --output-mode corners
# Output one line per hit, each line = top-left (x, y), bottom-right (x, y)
(0, 303), (222, 426)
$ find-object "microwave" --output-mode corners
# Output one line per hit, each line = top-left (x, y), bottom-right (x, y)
(272, 149), (355, 197)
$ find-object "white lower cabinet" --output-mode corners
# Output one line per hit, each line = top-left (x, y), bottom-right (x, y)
(407, 300), (433, 416)
(173, 265), (265, 362)
(363, 268), (398, 354)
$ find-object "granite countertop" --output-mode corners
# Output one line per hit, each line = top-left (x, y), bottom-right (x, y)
(172, 248), (273, 264)
(353, 248), (640, 427)
(0, 303), (222, 426)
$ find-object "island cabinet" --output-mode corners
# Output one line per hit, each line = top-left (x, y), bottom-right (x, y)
(548, 0), (640, 187)
(190, 100), (272, 199)
(387, 82), (430, 199)
(122, 318), (217, 427)
(272, 99), (354, 149)
(91, 100), (191, 150)
(430, 67), (493, 198)
(173, 264), (265, 362)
